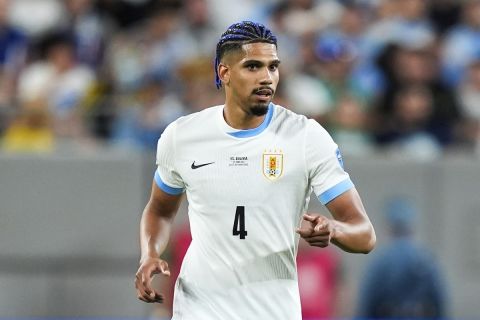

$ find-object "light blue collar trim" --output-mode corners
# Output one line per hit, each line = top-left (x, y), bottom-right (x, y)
(227, 104), (274, 138)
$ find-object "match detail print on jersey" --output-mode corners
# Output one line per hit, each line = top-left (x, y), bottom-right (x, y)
(262, 149), (283, 180)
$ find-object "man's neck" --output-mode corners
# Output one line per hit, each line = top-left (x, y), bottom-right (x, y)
(223, 103), (266, 130)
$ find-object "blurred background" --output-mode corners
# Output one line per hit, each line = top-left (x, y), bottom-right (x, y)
(0, 0), (479, 318)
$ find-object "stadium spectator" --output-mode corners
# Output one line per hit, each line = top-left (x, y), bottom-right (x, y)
(8, 0), (66, 38)
(375, 44), (462, 149)
(95, 0), (159, 30)
(375, 85), (444, 159)
(112, 76), (184, 150)
(281, 0), (343, 36)
(283, 68), (333, 122)
(288, 33), (371, 129)
(0, 0), (28, 110)
(16, 33), (96, 139)
(141, 5), (191, 83)
(442, 0), (480, 87)
(105, 32), (145, 93)
(328, 95), (374, 156)
(314, 34), (369, 107)
(326, 2), (384, 99)
(364, 0), (435, 59)
(105, 3), (185, 93)
(357, 197), (447, 318)
(173, 0), (218, 62)
(264, 1), (301, 74)
(63, 0), (112, 68)
(458, 60), (480, 152)
(428, 0), (462, 35)
(206, 0), (256, 31)
(1, 103), (54, 153)
(174, 57), (223, 113)
(282, 31), (335, 123)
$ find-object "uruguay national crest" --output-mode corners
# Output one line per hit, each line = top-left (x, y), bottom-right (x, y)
(262, 150), (283, 180)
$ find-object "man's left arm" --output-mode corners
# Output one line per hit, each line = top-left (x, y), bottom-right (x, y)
(297, 188), (376, 254)
(326, 187), (376, 253)
(300, 119), (375, 253)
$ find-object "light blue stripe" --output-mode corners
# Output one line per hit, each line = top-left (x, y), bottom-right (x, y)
(154, 170), (183, 195)
(227, 103), (274, 138)
(318, 179), (354, 205)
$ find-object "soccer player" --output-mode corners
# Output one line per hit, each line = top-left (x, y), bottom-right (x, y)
(135, 21), (376, 320)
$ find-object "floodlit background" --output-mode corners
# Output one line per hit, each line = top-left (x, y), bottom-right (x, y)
(0, 0), (479, 318)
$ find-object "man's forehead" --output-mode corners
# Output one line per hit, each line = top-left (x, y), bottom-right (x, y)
(240, 42), (278, 60)
(221, 42), (279, 66)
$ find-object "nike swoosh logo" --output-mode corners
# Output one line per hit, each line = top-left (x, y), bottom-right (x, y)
(191, 161), (215, 169)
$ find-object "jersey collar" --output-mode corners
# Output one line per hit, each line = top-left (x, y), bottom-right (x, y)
(221, 103), (274, 138)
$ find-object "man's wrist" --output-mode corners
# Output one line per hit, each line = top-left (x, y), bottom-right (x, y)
(140, 253), (160, 264)
(330, 220), (338, 241)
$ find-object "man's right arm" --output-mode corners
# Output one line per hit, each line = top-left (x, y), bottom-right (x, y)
(135, 180), (183, 303)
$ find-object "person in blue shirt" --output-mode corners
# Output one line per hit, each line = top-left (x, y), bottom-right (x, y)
(357, 197), (447, 318)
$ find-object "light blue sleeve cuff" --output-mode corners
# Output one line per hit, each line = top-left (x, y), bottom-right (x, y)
(154, 170), (184, 195)
(318, 178), (354, 205)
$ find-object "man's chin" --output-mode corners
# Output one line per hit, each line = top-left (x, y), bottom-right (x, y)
(250, 103), (270, 116)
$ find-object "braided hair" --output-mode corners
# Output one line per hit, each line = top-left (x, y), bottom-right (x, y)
(214, 21), (277, 89)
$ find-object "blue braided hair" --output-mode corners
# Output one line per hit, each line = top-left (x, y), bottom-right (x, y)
(214, 21), (277, 89)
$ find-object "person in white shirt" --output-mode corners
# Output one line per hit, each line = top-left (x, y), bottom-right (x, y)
(135, 21), (376, 320)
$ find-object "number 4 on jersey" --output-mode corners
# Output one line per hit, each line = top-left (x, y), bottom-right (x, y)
(233, 206), (247, 239)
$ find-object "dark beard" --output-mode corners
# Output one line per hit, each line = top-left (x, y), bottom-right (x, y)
(250, 105), (269, 116)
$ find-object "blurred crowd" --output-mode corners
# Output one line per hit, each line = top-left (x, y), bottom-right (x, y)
(1, 0), (480, 158)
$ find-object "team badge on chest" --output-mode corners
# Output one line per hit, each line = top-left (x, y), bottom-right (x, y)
(262, 150), (284, 180)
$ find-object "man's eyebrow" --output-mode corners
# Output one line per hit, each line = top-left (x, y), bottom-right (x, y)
(241, 59), (282, 65)
(242, 59), (262, 65)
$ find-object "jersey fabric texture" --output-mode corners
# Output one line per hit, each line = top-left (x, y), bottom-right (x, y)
(155, 103), (354, 320)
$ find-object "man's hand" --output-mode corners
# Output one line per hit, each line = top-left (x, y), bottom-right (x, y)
(135, 257), (171, 303)
(296, 213), (335, 248)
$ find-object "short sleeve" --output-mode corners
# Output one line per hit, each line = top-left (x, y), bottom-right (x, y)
(155, 122), (185, 195)
(305, 119), (354, 205)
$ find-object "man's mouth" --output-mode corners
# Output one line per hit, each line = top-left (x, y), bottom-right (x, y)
(254, 88), (274, 97)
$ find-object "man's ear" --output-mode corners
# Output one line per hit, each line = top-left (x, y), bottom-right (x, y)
(218, 63), (230, 86)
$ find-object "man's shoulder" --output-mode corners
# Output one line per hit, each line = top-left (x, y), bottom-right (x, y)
(272, 104), (309, 126)
(171, 105), (221, 128)
(273, 104), (325, 135)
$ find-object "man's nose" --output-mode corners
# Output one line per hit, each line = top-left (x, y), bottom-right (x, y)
(259, 67), (273, 85)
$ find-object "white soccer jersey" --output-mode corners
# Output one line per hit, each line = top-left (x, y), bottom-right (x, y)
(155, 103), (354, 320)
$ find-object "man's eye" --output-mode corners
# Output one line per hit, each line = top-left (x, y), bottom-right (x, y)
(269, 65), (278, 71)
(247, 64), (259, 70)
